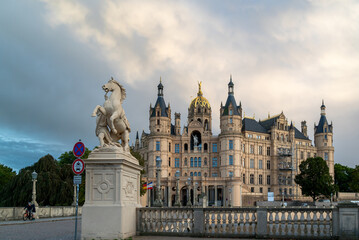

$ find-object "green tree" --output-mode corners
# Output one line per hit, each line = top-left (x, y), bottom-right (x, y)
(58, 147), (91, 165)
(349, 166), (359, 192)
(130, 147), (146, 196)
(0, 164), (16, 191)
(295, 157), (336, 202)
(334, 163), (354, 192)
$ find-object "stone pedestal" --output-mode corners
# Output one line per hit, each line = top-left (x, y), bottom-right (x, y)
(81, 147), (142, 240)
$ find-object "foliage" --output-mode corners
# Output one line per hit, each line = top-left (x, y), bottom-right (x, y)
(295, 157), (336, 202)
(349, 166), (359, 192)
(0, 149), (91, 207)
(0, 164), (16, 191)
(334, 163), (354, 192)
(130, 147), (146, 196)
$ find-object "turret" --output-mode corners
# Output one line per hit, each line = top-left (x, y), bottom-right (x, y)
(314, 100), (334, 176)
(175, 113), (181, 135)
(149, 78), (171, 134)
(220, 75), (242, 133)
(301, 120), (308, 137)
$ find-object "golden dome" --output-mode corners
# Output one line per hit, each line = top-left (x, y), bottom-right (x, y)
(190, 82), (211, 109)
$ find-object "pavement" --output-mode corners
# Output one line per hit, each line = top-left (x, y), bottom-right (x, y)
(0, 217), (258, 240)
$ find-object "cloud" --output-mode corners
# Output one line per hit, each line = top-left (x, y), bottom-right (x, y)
(0, 0), (358, 170)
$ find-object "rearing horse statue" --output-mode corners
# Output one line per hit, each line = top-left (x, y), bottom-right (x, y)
(92, 77), (131, 151)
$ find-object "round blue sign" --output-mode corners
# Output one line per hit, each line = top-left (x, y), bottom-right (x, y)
(73, 142), (85, 157)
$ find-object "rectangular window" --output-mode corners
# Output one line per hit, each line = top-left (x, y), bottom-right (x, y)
(243, 173), (246, 184)
(267, 175), (271, 185)
(301, 151), (304, 159)
(259, 146), (263, 155)
(194, 157), (197, 167)
(266, 147), (271, 156)
(250, 174), (254, 184)
(242, 158), (245, 167)
(212, 173), (218, 177)
(260, 187), (263, 193)
(198, 172), (201, 177)
(198, 157), (202, 167)
(324, 152), (329, 160)
(229, 140), (233, 150)
(229, 155), (233, 165)
(259, 174), (263, 184)
(212, 157), (218, 167)
(268, 188), (271, 192)
(169, 157), (171, 166)
(250, 145), (254, 154)
(175, 158), (179, 168)
(175, 144), (179, 153)
(267, 160), (271, 170)
(242, 144), (245, 153)
(259, 160), (263, 169)
(191, 158), (194, 167)
(251, 187), (254, 192)
(156, 141), (160, 151)
(212, 143), (217, 153)
(169, 143), (171, 152)
(229, 171), (234, 177)
(250, 159), (254, 168)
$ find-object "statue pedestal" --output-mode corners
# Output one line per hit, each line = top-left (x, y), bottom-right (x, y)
(81, 147), (142, 240)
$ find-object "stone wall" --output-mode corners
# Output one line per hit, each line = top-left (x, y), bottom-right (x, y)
(0, 206), (82, 221)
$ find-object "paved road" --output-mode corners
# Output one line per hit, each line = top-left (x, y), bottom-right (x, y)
(0, 217), (81, 240)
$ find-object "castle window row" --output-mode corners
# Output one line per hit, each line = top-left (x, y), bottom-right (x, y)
(244, 174), (271, 186)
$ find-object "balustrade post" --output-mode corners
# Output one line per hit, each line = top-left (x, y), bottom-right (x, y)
(332, 206), (339, 237)
(256, 208), (268, 238)
(193, 208), (204, 235)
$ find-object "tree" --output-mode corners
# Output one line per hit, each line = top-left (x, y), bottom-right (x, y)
(130, 147), (146, 196)
(334, 163), (354, 192)
(349, 166), (359, 192)
(295, 157), (336, 202)
(58, 148), (91, 165)
(0, 164), (16, 191)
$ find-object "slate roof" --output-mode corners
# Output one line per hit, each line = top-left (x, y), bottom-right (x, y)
(222, 95), (241, 116)
(242, 118), (267, 133)
(315, 115), (332, 134)
(294, 127), (310, 140)
(150, 96), (168, 117)
(259, 115), (280, 130)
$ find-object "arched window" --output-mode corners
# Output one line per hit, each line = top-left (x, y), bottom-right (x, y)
(184, 158), (188, 166)
(190, 157), (193, 167)
(194, 172), (197, 176)
(185, 173), (187, 176)
(198, 172), (201, 177)
(190, 172), (193, 177)
(204, 158), (207, 165)
(197, 118), (202, 123)
(194, 157), (197, 167)
(184, 143), (188, 151)
(281, 134), (284, 142)
(198, 157), (201, 167)
(204, 172), (207, 177)
(191, 131), (202, 150)
(204, 143), (208, 151)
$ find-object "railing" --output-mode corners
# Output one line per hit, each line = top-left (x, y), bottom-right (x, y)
(137, 207), (336, 238)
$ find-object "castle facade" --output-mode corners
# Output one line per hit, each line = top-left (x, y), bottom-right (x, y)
(136, 77), (334, 206)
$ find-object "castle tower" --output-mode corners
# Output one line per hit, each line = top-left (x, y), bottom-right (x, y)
(220, 75), (242, 134)
(148, 79), (172, 178)
(314, 100), (334, 176)
(187, 82), (212, 134)
(175, 113), (181, 135)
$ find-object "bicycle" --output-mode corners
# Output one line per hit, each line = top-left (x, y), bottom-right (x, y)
(23, 209), (34, 221)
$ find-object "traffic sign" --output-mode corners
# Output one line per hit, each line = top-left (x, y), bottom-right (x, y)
(72, 159), (85, 175)
(73, 175), (82, 185)
(73, 141), (85, 157)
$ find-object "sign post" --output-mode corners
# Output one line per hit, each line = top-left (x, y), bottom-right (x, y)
(72, 141), (85, 240)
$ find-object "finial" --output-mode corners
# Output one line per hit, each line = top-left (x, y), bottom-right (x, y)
(160, 76), (162, 83)
(230, 74), (232, 82)
(322, 99), (324, 105)
(197, 81), (203, 96)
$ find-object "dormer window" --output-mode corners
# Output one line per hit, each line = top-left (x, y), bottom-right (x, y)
(157, 111), (160, 116)
(229, 109), (233, 115)
(325, 128), (327, 133)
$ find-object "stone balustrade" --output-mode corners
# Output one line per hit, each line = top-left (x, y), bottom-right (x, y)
(137, 205), (359, 239)
(0, 206), (82, 221)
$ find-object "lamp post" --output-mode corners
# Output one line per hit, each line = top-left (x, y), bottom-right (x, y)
(31, 171), (38, 207)
(186, 178), (192, 206)
(194, 182), (198, 206)
(174, 170), (181, 206)
(153, 156), (163, 207)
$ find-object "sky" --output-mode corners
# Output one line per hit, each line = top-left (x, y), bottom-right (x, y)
(1, 0), (358, 172)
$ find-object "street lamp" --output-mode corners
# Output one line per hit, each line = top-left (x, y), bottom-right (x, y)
(174, 170), (181, 206)
(186, 178), (192, 206)
(194, 182), (198, 206)
(31, 171), (38, 207)
(153, 157), (163, 207)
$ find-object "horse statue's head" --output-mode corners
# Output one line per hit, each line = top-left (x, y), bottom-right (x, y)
(102, 77), (126, 102)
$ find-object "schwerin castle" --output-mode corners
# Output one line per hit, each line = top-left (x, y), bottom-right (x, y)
(135, 77), (334, 207)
